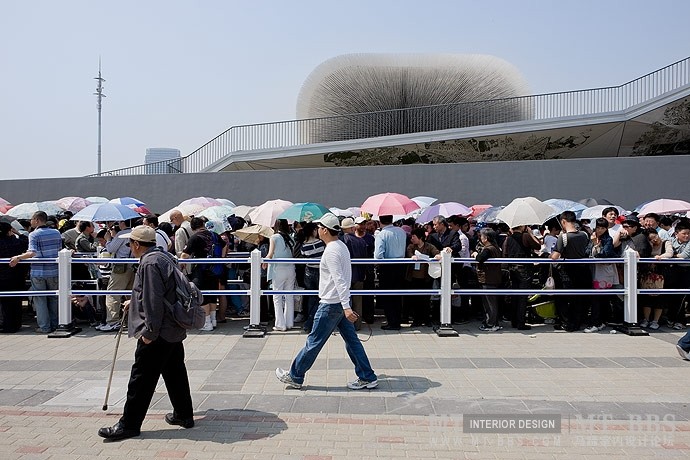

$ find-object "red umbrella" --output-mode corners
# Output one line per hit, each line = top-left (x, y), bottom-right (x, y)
(360, 192), (420, 216)
(469, 204), (493, 217)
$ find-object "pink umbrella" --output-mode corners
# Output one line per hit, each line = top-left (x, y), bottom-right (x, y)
(0, 197), (10, 207)
(247, 199), (294, 227)
(56, 196), (91, 213)
(360, 192), (420, 216)
(637, 199), (690, 216)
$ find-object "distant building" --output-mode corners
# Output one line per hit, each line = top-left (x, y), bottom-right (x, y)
(145, 148), (181, 174)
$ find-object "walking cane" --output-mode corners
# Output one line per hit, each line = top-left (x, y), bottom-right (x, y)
(102, 311), (128, 411)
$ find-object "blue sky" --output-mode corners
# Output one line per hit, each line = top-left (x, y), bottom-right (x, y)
(1, 0), (688, 180)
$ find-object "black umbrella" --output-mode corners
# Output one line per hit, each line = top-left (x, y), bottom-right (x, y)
(578, 198), (613, 207)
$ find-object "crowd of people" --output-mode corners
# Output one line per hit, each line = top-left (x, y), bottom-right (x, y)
(0, 205), (689, 336)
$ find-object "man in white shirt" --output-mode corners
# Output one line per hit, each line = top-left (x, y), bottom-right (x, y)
(276, 213), (378, 390)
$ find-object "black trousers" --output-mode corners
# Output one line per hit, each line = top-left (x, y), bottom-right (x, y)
(1, 295), (23, 333)
(405, 277), (433, 325)
(120, 337), (193, 431)
(378, 264), (404, 328)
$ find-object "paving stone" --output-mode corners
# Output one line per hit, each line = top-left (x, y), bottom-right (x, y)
(539, 358), (586, 368)
(573, 357), (621, 368)
(292, 395), (341, 414)
(469, 358), (512, 368)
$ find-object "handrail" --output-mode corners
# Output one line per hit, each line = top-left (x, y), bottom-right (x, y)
(91, 56), (690, 177)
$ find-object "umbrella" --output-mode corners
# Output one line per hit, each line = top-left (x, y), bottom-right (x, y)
(130, 205), (151, 215)
(231, 205), (255, 220)
(329, 207), (353, 217)
(110, 196), (146, 207)
(411, 196), (438, 208)
(278, 202), (330, 223)
(360, 192), (420, 216)
(179, 196), (223, 209)
(0, 213), (17, 224)
(159, 204), (207, 222)
(215, 198), (237, 208)
(70, 203), (141, 222)
(579, 205), (626, 221)
(544, 198), (587, 219)
(56, 196), (91, 213)
(205, 219), (230, 235)
(7, 201), (63, 219)
(233, 224), (274, 245)
(0, 197), (11, 213)
(416, 202), (472, 223)
(247, 199), (293, 227)
(85, 196), (109, 204)
(474, 206), (504, 223)
(198, 205), (237, 223)
(496, 197), (554, 227)
(578, 198), (613, 207)
(637, 199), (690, 216)
(469, 204), (493, 217)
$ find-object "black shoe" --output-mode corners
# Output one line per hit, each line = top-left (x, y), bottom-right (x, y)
(410, 322), (424, 327)
(98, 422), (140, 441)
(165, 413), (194, 429)
(381, 324), (401, 331)
(516, 325), (532, 330)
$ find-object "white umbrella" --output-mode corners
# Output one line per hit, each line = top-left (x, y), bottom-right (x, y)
(580, 205), (626, 221)
(247, 199), (293, 227)
(411, 196), (438, 208)
(198, 205), (236, 222)
(85, 196), (109, 204)
(496, 197), (554, 228)
(215, 198), (237, 208)
(159, 204), (207, 222)
(329, 207), (353, 217)
(231, 205), (255, 220)
(7, 201), (63, 219)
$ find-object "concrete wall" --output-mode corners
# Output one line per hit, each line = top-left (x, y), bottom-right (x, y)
(0, 155), (687, 215)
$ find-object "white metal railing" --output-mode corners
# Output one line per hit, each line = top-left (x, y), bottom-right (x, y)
(2, 247), (690, 337)
(92, 56), (690, 177)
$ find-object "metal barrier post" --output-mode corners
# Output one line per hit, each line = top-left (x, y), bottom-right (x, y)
(615, 248), (646, 336)
(436, 251), (458, 337)
(49, 249), (82, 338)
(243, 249), (265, 337)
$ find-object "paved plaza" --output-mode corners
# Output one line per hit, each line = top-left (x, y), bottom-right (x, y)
(1, 317), (690, 459)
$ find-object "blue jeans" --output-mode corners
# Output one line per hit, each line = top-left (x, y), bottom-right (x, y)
(302, 267), (320, 332)
(32, 276), (59, 332)
(678, 331), (690, 352)
(289, 302), (377, 385)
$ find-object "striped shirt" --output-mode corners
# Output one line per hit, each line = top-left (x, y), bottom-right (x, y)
(28, 226), (62, 277)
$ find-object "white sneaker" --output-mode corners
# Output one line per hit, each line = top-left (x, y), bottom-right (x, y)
(639, 319), (649, 328)
(649, 321), (660, 330)
(199, 317), (213, 332)
(275, 368), (302, 389)
(98, 322), (121, 332)
(347, 378), (379, 390)
(584, 324), (605, 333)
(676, 345), (690, 361)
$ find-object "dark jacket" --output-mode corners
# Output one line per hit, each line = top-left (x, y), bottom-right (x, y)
(476, 244), (502, 285)
(428, 228), (461, 256)
(128, 247), (186, 343)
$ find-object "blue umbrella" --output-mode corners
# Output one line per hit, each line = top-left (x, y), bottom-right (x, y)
(278, 202), (330, 222)
(474, 206), (505, 224)
(70, 203), (141, 222)
(544, 199), (587, 219)
(110, 196), (146, 207)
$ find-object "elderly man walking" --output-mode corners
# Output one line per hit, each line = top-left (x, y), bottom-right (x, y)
(98, 226), (194, 441)
(275, 213), (378, 390)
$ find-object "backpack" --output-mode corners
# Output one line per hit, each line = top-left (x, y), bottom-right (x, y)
(208, 232), (225, 277)
(160, 252), (206, 329)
